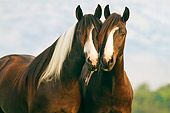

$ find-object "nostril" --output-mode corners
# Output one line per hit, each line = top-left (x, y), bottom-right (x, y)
(91, 64), (97, 71)
(87, 57), (92, 63)
(110, 56), (113, 63)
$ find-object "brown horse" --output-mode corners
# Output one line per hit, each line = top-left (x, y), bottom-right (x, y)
(0, 5), (102, 113)
(78, 5), (133, 113)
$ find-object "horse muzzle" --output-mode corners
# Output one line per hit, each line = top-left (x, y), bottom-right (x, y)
(86, 57), (98, 71)
(100, 55), (114, 71)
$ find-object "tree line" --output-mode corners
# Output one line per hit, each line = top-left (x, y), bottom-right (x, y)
(132, 83), (170, 113)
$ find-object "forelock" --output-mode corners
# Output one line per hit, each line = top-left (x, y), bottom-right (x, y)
(75, 14), (102, 46)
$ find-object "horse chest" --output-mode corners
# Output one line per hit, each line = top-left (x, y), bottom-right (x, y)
(86, 87), (132, 113)
(88, 97), (130, 113)
(105, 89), (132, 113)
(30, 82), (81, 113)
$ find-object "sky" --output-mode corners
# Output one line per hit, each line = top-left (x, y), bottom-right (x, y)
(0, 0), (170, 90)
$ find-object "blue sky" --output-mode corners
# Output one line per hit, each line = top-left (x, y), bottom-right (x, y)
(0, 0), (170, 90)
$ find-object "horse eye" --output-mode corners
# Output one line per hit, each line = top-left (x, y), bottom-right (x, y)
(121, 33), (125, 36)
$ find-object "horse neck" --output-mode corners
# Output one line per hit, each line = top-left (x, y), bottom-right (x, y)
(100, 55), (125, 90)
(112, 55), (124, 78)
(60, 39), (85, 86)
(110, 54), (128, 90)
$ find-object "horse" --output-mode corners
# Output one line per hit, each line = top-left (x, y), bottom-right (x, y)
(0, 5), (102, 113)
(78, 5), (133, 113)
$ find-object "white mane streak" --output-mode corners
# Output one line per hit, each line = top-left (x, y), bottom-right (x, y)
(39, 24), (76, 84)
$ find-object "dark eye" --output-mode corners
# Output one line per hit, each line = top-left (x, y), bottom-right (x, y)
(121, 33), (126, 36)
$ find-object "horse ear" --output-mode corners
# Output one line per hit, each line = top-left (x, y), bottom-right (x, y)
(76, 5), (83, 21)
(94, 4), (102, 19)
(121, 7), (130, 22)
(104, 5), (110, 19)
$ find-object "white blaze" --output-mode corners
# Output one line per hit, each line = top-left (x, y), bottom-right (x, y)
(104, 27), (119, 62)
(84, 25), (98, 66)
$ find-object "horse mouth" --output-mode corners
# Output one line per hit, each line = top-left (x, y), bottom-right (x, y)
(89, 65), (98, 71)
(101, 65), (113, 71)
(100, 55), (114, 71)
(86, 63), (98, 71)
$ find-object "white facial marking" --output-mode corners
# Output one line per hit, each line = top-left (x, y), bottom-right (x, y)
(84, 25), (98, 66)
(104, 27), (119, 62)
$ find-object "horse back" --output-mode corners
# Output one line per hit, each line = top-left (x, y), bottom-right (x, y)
(0, 54), (34, 113)
(0, 55), (34, 85)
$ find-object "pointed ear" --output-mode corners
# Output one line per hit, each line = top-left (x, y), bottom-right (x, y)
(94, 4), (102, 19)
(104, 5), (110, 19)
(76, 5), (83, 21)
(121, 7), (130, 22)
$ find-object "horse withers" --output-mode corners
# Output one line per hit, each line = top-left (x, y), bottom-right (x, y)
(79, 5), (133, 113)
(0, 5), (102, 113)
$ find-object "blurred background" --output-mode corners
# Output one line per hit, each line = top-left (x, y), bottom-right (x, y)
(0, 0), (170, 112)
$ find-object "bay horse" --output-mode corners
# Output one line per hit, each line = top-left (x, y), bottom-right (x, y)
(78, 5), (133, 113)
(0, 5), (102, 113)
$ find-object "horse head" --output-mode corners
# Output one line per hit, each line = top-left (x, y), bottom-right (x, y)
(99, 5), (130, 71)
(75, 5), (102, 71)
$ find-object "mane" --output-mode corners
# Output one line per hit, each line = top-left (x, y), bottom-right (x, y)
(40, 15), (102, 84)
(39, 24), (76, 84)
(98, 13), (121, 56)
(15, 24), (76, 91)
(15, 14), (102, 93)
